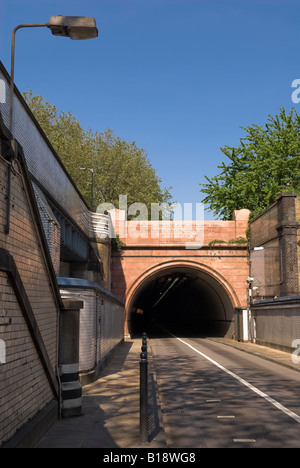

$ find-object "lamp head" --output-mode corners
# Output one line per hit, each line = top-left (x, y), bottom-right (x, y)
(48, 16), (98, 40)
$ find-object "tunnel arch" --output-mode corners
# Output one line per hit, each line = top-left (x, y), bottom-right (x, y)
(125, 260), (240, 337)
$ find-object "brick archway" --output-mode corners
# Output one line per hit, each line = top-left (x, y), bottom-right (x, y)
(110, 208), (250, 336)
(124, 259), (240, 336)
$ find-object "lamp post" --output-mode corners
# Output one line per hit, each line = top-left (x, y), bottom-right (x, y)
(5, 16), (98, 234)
(9, 16), (98, 132)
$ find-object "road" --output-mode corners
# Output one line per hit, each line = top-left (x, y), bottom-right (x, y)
(149, 328), (300, 448)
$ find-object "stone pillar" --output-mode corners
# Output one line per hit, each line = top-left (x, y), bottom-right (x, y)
(276, 193), (299, 296)
(59, 298), (83, 417)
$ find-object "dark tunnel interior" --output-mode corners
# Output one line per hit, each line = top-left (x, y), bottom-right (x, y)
(128, 266), (234, 338)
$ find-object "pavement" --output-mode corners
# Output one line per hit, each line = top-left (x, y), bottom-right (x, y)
(36, 335), (300, 449)
(36, 338), (167, 449)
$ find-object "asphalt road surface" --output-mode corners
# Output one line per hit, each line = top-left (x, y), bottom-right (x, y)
(149, 328), (300, 448)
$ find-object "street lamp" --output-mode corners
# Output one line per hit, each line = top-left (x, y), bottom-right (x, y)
(48, 16), (98, 40)
(5, 16), (98, 234)
(9, 15), (98, 131)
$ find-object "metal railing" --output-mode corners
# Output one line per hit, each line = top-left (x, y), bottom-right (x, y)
(88, 212), (114, 239)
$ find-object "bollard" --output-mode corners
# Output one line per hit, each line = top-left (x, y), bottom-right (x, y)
(141, 331), (147, 354)
(140, 333), (148, 443)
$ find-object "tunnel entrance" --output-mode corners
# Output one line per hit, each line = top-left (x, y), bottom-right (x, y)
(127, 265), (235, 338)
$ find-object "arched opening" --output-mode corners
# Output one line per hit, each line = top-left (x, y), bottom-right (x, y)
(126, 262), (237, 338)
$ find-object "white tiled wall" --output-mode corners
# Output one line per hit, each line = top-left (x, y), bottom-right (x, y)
(60, 286), (124, 373)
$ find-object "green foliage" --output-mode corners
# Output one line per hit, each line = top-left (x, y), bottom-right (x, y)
(208, 239), (227, 248)
(111, 234), (126, 251)
(208, 237), (247, 248)
(23, 91), (172, 214)
(200, 108), (300, 220)
(227, 236), (248, 246)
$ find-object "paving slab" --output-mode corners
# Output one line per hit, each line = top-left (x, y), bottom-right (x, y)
(37, 338), (167, 449)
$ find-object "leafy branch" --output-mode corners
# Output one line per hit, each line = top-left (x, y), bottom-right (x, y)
(200, 108), (300, 220)
(208, 237), (248, 248)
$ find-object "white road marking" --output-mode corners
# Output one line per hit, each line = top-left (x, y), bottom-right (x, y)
(233, 439), (256, 443)
(217, 415), (235, 419)
(171, 333), (300, 424)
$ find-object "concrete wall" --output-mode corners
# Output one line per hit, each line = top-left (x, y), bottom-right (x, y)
(251, 297), (300, 352)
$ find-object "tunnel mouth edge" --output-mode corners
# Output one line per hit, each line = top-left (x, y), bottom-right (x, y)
(125, 260), (240, 338)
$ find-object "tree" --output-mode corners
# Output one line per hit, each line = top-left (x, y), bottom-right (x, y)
(200, 108), (300, 220)
(23, 91), (172, 214)
(91, 128), (172, 215)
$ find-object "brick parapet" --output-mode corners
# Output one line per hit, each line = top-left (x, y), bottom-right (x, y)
(111, 208), (250, 249)
(250, 192), (300, 298)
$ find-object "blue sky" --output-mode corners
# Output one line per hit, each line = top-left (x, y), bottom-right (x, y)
(1, 0), (300, 219)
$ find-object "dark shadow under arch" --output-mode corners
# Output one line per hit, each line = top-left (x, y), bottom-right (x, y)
(127, 264), (235, 338)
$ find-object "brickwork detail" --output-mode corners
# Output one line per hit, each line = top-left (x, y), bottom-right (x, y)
(110, 209), (250, 332)
(0, 155), (60, 446)
(296, 195), (300, 290)
(250, 193), (300, 298)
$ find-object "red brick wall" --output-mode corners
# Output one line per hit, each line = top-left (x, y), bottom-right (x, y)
(296, 196), (300, 291)
(111, 209), (250, 331)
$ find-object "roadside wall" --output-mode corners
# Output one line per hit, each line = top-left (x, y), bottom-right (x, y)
(249, 192), (299, 298)
(0, 135), (61, 447)
(251, 297), (300, 352)
(58, 278), (124, 385)
(249, 193), (300, 351)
